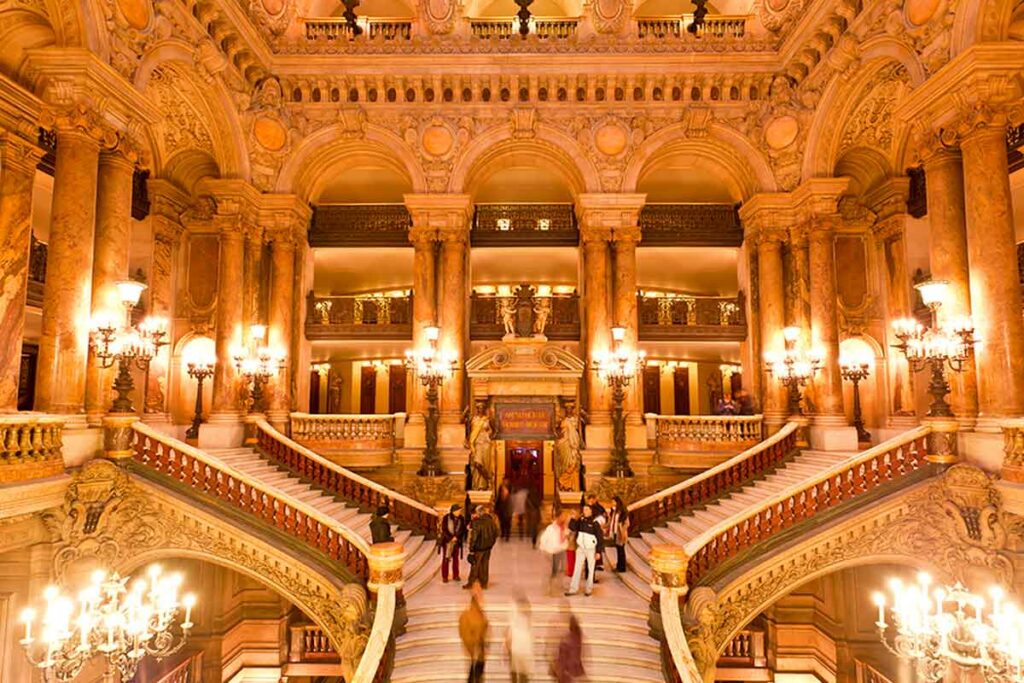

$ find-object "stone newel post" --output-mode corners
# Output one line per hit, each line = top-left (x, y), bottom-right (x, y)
(367, 541), (408, 633)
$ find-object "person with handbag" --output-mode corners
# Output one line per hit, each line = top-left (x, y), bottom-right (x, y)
(439, 504), (468, 584)
(565, 505), (604, 597)
(607, 496), (630, 573)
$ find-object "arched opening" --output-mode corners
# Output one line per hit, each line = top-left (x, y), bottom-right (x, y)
(0, 11), (56, 78)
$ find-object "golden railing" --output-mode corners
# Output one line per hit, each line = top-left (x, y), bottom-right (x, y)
(469, 17), (581, 39)
(636, 14), (749, 39)
(651, 414), (763, 450)
(290, 412), (402, 451)
(0, 414), (64, 483)
(304, 17), (413, 40)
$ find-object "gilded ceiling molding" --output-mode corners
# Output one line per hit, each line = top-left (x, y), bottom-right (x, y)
(682, 464), (1018, 679)
(41, 460), (373, 680)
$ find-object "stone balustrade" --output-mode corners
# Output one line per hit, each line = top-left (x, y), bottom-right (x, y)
(637, 293), (747, 341)
(305, 293), (413, 340)
(637, 14), (749, 39)
(304, 17), (413, 41)
(649, 414), (763, 452)
(718, 628), (766, 667)
(289, 623), (339, 662)
(0, 414), (64, 483)
(291, 412), (404, 452)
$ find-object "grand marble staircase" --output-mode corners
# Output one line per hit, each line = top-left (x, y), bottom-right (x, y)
(204, 446), (440, 597)
(619, 447), (854, 600)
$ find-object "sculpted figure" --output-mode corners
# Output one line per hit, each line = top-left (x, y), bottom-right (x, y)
(499, 296), (517, 337)
(533, 296), (551, 336)
(467, 401), (495, 490)
(555, 403), (583, 491)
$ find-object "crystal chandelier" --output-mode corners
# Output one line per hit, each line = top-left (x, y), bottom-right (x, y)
(90, 280), (168, 414)
(873, 572), (1024, 682)
(20, 564), (196, 682)
(892, 280), (976, 417)
(764, 326), (824, 415)
(232, 324), (286, 414)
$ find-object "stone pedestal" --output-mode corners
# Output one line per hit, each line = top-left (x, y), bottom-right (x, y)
(102, 414), (139, 460)
(198, 413), (244, 449)
(922, 417), (959, 465)
(467, 490), (493, 507)
(808, 415), (857, 452)
(367, 541), (407, 634)
(647, 544), (688, 639)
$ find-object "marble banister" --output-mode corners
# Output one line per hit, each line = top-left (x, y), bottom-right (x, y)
(650, 414), (763, 451)
(629, 422), (798, 532)
(0, 414), (65, 483)
(256, 419), (440, 538)
(289, 623), (339, 662)
(290, 412), (403, 451)
(130, 420), (372, 580)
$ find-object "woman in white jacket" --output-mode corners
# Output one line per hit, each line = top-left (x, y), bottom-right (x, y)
(506, 597), (534, 683)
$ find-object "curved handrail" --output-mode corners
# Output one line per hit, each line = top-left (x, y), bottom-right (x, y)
(255, 419), (440, 537)
(351, 584), (397, 683)
(660, 590), (703, 683)
(629, 422), (799, 531)
(682, 425), (932, 586)
(131, 421), (372, 579)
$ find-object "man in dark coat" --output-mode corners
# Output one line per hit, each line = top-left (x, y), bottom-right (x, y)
(439, 504), (468, 583)
(464, 505), (499, 589)
(370, 505), (393, 544)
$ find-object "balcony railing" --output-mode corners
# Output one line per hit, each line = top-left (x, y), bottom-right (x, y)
(637, 14), (748, 39)
(470, 291), (580, 340)
(717, 628), (767, 668)
(290, 413), (403, 456)
(304, 17), (414, 41)
(309, 204), (411, 247)
(649, 414), (763, 455)
(305, 293), (412, 340)
(0, 414), (64, 484)
(638, 293), (746, 341)
(639, 203), (743, 246)
(469, 17), (581, 39)
(472, 203), (579, 246)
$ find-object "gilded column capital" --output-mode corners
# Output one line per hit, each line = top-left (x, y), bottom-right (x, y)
(863, 177), (910, 222)
(871, 213), (907, 241)
(739, 192), (794, 242)
(0, 130), (44, 176)
(41, 103), (116, 146)
(790, 177), (850, 222)
(260, 193), (313, 246)
(404, 193), (472, 242)
(574, 193), (646, 239)
(611, 223), (642, 245)
(579, 224), (613, 244)
(148, 179), (190, 222)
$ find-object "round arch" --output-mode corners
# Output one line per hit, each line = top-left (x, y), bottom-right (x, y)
(449, 124), (601, 198)
(802, 42), (925, 182)
(950, 0), (1018, 55)
(622, 124), (777, 200)
(276, 125), (426, 200)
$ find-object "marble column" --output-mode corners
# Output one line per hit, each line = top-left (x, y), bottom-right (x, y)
(807, 223), (844, 418)
(923, 146), (977, 425)
(874, 216), (917, 424)
(612, 226), (641, 419)
(409, 231), (436, 419)
(144, 180), (188, 420)
(243, 226), (264, 330)
(85, 147), (135, 423)
(0, 134), (42, 412)
(961, 122), (1024, 422)
(35, 120), (103, 416)
(267, 229), (296, 427)
(582, 230), (612, 423)
(211, 222), (245, 416)
(438, 228), (468, 423)
(756, 233), (787, 426)
(787, 228), (816, 409)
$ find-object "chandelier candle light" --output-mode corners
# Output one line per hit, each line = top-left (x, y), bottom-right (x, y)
(892, 280), (976, 418)
(592, 326), (646, 478)
(764, 326), (824, 416)
(20, 564), (196, 682)
(90, 280), (168, 414)
(405, 325), (457, 477)
(232, 324), (286, 414)
(873, 571), (1024, 682)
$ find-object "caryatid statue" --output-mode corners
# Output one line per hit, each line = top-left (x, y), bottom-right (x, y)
(554, 401), (583, 491)
(467, 400), (495, 490)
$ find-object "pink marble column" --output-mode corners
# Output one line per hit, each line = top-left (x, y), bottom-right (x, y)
(612, 226), (641, 418)
(85, 147), (135, 423)
(756, 233), (787, 424)
(405, 212), (437, 422)
(211, 222), (245, 416)
(582, 230), (612, 423)
(438, 229), (468, 423)
(243, 226), (264, 329)
(961, 122), (1024, 422)
(924, 146), (978, 424)
(807, 224), (844, 417)
(0, 134), (42, 411)
(267, 230), (296, 426)
(35, 122), (102, 415)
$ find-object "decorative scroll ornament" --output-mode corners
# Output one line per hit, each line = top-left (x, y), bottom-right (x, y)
(420, 0), (458, 33)
(590, 0), (630, 34)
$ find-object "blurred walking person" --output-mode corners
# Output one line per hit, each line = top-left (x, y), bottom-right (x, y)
(506, 597), (534, 683)
(551, 615), (585, 683)
(538, 510), (569, 595)
(497, 478), (513, 542)
(525, 488), (541, 547)
(459, 582), (489, 683)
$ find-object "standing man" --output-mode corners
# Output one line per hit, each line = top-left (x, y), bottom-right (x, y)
(370, 506), (393, 544)
(464, 505), (499, 589)
(459, 582), (489, 683)
(439, 503), (468, 584)
(496, 478), (513, 541)
(565, 505), (603, 597)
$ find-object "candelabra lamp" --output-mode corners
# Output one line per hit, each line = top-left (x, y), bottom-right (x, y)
(90, 280), (168, 414)
(839, 351), (872, 443)
(405, 326), (457, 477)
(872, 571), (1024, 682)
(592, 326), (646, 478)
(232, 324), (286, 414)
(764, 326), (824, 416)
(892, 280), (976, 418)
(19, 564), (196, 682)
(183, 340), (216, 442)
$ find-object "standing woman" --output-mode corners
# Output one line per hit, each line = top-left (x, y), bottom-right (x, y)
(608, 496), (630, 573)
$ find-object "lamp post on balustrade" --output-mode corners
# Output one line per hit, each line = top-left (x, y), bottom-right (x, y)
(592, 326), (646, 478)
(232, 324), (286, 415)
(184, 340), (216, 444)
(839, 351), (871, 443)
(764, 326), (823, 417)
(405, 326), (457, 477)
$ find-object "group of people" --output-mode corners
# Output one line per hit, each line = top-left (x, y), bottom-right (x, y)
(715, 389), (755, 415)
(538, 494), (630, 597)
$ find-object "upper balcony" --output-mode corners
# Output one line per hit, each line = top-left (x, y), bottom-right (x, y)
(638, 291), (746, 341)
(472, 203), (578, 247)
(470, 288), (581, 340)
(305, 291), (413, 340)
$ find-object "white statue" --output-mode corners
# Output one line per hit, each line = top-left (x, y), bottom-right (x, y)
(467, 402), (495, 490)
(499, 296), (516, 337)
(533, 296), (551, 336)
(555, 403), (583, 491)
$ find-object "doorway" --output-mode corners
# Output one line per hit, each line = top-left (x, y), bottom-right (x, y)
(673, 366), (690, 415)
(505, 441), (544, 497)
